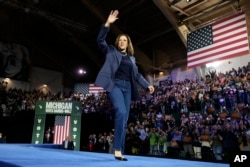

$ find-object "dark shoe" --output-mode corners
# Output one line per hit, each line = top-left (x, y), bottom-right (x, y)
(114, 156), (128, 161)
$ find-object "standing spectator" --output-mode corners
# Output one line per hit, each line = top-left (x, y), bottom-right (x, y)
(211, 125), (223, 160)
(0, 133), (6, 143)
(182, 126), (194, 158)
(221, 123), (240, 161)
(148, 127), (159, 155)
(62, 136), (74, 150)
(171, 128), (183, 148)
(199, 127), (213, 161)
(158, 129), (167, 156)
(107, 131), (114, 154)
(98, 135), (109, 153)
(44, 127), (52, 143)
(136, 124), (148, 154)
(238, 130), (250, 151)
(87, 134), (96, 151)
(192, 127), (202, 159)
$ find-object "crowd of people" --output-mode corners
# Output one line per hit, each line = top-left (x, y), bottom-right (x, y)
(85, 63), (250, 162)
(1, 62), (250, 162)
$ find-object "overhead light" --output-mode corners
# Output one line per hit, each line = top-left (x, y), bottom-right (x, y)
(186, 0), (192, 2)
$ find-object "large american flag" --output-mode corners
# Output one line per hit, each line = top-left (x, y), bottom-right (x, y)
(187, 12), (249, 68)
(53, 115), (71, 144)
(74, 83), (104, 94)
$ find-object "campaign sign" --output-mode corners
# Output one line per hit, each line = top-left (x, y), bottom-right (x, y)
(230, 151), (250, 167)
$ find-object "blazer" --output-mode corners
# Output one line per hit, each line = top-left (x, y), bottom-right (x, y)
(62, 140), (74, 150)
(95, 25), (150, 100)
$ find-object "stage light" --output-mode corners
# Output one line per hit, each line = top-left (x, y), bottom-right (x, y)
(78, 69), (86, 75)
(77, 68), (87, 76)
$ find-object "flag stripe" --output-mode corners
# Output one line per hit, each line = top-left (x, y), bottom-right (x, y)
(187, 12), (249, 68)
(53, 115), (70, 144)
(187, 14), (247, 56)
(188, 35), (248, 57)
(74, 83), (104, 94)
(188, 39), (249, 62)
(89, 84), (104, 94)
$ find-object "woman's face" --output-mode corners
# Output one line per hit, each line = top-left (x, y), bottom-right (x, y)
(118, 35), (128, 52)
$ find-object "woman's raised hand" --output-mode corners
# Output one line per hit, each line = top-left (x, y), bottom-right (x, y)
(105, 10), (119, 27)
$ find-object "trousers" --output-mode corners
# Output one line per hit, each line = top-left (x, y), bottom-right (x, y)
(108, 79), (131, 153)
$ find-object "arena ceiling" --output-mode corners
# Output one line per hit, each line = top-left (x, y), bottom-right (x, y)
(0, 0), (247, 87)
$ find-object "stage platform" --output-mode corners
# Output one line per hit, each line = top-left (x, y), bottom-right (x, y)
(0, 144), (229, 167)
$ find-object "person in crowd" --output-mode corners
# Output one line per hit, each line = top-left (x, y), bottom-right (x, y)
(0, 133), (6, 143)
(44, 127), (52, 143)
(98, 134), (110, 153)
(211, 125), (223, 160)
(238, 129), (250, 151)
(158, 129), (167, 156)
(182, 126), (194, 158)
(171, 127), (183, 148)
(62, 136), (74, 150)
(199, 127), (213, 161)
(107, 131), (114, 154)
(125, 126), (140, 154)
(94, 10), (154, 161)
(237, 119), (250, 151)
(148, 127), (159, 155)
(221, 123), (240, 161)
(87, 134), (97, 151)
(192, 127), (202, 159)
(135, 124), (149, 154)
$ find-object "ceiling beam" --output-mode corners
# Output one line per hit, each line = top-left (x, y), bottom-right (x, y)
(169, 0), (182, 6)
(153, 0), (187, 46)
(182, 0), (238, 23)
(80, 0), (159, 73)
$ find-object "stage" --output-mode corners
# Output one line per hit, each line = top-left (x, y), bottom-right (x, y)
(0, 144), (229, 167)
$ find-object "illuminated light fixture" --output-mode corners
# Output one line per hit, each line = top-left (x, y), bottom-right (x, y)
(186, 0), (191, 2)
(78, 69), (86, 75)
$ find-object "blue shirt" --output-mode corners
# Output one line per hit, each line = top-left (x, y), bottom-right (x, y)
(115, 55), (132, 81)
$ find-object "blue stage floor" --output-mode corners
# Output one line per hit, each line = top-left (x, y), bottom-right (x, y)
(0, 144), (229, 167)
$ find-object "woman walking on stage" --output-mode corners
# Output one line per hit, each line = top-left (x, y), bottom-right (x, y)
(95, 10), (154, 161)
